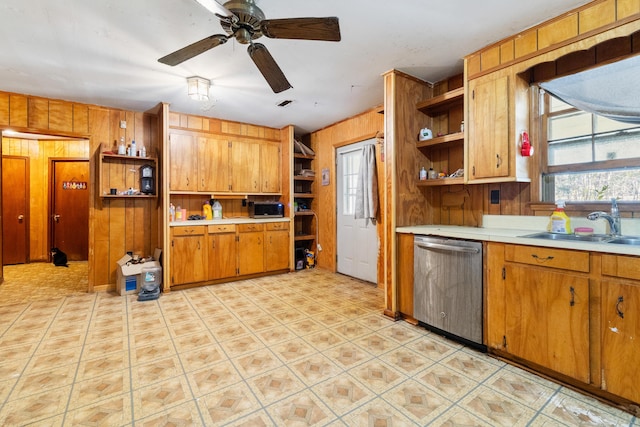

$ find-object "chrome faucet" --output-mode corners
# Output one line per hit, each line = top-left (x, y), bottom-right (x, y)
(588, 198), (621, 236)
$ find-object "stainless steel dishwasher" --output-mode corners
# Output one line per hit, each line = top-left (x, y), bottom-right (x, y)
(413, 235), (484, 349)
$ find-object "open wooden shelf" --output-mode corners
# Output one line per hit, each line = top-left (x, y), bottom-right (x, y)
(416, 132), (464, 149)
(295, 234), (316, 241)
(294, 176), (315, 181)
(416, 87), (464, 116)
(417, 177), (465, 187)
(294, 193), (315, 198)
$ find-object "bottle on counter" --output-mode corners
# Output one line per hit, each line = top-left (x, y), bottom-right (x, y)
(118, 137), (126, 155)
(212, 200), (223, 219)
(130, 140), (137, 157)
(169, 203), (175, 222)
(203, 202), (213, 220)
(140, 145), (146, 158)
(175, 205), (182, 221)
(548, 200), (571, 234)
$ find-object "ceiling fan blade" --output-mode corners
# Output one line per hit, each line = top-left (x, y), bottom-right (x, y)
(247, 43), (292, 93)
(261, 17), (341, 41)
(158, 34), (228, 66)
(193, 0), (234, 18)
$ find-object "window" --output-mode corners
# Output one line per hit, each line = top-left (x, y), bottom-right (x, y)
(341, 150), (360, 215)
(541, 92), (640, 202)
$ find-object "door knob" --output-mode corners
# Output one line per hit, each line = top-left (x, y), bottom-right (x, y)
(53, 214), (61, 222)
(18, 214), (24, 221)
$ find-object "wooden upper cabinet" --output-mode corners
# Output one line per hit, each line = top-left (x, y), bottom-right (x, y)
(260, 142), (281, 193)
(198, 136), (230, 192)
(230, 140), (260, 193)
(467, 74), (510, 182)
(169, 133), (198, 191)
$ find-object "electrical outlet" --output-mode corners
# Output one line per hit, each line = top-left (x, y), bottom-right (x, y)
(317, 244), (322, 251)
(490, 190), (500, 204)
(120, 120), (127, 129)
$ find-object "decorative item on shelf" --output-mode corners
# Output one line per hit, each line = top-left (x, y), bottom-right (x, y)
(418, 128), (433, 141)
(428, 167), (438, 180)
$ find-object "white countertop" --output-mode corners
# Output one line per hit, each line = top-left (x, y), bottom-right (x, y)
(397, 215), (640, 256)
(170, 217), (290, 227)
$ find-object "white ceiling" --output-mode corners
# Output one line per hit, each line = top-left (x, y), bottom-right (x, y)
(0, 0), (593, 135)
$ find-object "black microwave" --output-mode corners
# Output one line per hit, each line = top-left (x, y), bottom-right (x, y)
(248, 201), (284, 218)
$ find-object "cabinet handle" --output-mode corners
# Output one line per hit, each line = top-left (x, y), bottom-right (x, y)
(212, 240), (216, 250)
(496, 154), (502, 168)
(616, 296), (624, 319)
(187, 177), (190, 187)
(472, 166), (476, 176)
(569, 286), (575, 307)
(197, 241), (200, 250)
(531, 254), (554, 262)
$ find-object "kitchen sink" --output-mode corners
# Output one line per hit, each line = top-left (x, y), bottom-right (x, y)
(607, 237), (640, 246)
(520, 232), (612, 242)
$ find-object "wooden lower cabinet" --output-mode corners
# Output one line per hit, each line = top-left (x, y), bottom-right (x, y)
(504, 264), (590, 382)
(487, 243), (640, 412)
(601, 254), (640, 404)
(265, 222), (290, 271)
(171, 226), (207, 285)
(238, 223), (265, 276)
(208, 224), (237, 280)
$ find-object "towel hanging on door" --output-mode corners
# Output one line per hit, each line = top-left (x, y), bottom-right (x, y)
(354, 144), (378, 224)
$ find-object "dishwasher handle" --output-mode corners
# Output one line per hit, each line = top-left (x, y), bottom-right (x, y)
(415, 241), (480, 254)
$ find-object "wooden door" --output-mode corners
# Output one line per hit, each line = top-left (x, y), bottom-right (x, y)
(468, 75), (509, 180)
(51, 160), (89, 261)
(505, 264), (589, 382)
(198, 136), (230, 192)
(238, 231), (264, 275)
(2, 156), (29, 265)
(208, 232), (237, 280)
(265, 225), (289, 271)
(171, 227), (207, 285)
(602, 279), (640, 403)
(231, 141), (260, 193)
(169, 133), (197, 191)
(260, 143), (281, 193)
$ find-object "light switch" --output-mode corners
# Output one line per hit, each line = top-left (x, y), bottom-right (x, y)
(120, 120), (127, 129)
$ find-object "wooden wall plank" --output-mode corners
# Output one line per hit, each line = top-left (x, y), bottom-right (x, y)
(579, 0), (616, 34)
(500, 40), (515, 64)
(0, 93), (9, 126)
(73, 104), (89, 134)
(49, 100), (73, 133)
(9, 94), (28, 127)
(28, 98), (49, 129)
(538, 14), (580, 49)
(514, 29), (538, 59)
(618, 0), (640, 19)
(481, 46), (501, 70)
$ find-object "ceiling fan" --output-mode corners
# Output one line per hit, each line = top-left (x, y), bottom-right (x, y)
(159, 0), (341, 93)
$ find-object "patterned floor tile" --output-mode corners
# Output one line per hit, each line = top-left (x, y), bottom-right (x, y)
(406, 334), (461, 361)
(418, 363), (479, 401)
(379, 347), (434, 375)
(179, 344), (227, 373)
(67, 369), (131, 410)
(132, 376), (192, 419)
(541, 389), (635, 426)
(249, 366), (307, 405)
(349, 359), (406, 394)
(290, 353), (342, 386)
(11, 364), (77, 400)
(441, 351), (502, 382)
(488, 369), (558, 408)
(0, 385), (72, 426)
(225, 409), (276, 426)
(430, 406), (495, 426)
(187, 360), (243, 397)
(323, 343), (373, 369)
(198, 382), (263, 426)
(131, 355), (184, 389)
(76, 351), (129, 381)
(342, 397), (415, 427)
(272, 338), (317, 363)
(382, 379), (452, 424)
(266, 389), (336, 426)
(460, 386), (537, 427)
(311, 374), (374, 416)
(137, 400), (204, 426)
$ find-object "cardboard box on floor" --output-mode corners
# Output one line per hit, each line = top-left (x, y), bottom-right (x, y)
(116, 248), (162, 296)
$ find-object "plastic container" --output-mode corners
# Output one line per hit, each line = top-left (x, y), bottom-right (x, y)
(548, 201), (572, 234)
(169, 203), (175, 222)
(118, 137), (126, 155)
(203, 202), (212, 220)
(130, 140), (137, 157)
(212, 200), (222, 219)
(575, 227), (594, 236)
(175, 205), (182, 221)
(140, 266), (162, 291)
(428, 168), (438, 180)
(419, 167), (427, 181)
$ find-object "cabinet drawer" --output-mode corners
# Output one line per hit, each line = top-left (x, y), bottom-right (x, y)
(266, 222), (289, 231)
(172, 226), (205, 236)
(602, 254), (640, 280)
(505, 244), (589, 273)
(238, 223), (264, 233)
(208, 224), (236, 234)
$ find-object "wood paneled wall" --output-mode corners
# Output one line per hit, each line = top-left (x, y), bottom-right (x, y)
(2, 137), (89, 261)
(0, 91), (161, 291)
(467, 0), (640, 78)
(309, 107), (384, 274)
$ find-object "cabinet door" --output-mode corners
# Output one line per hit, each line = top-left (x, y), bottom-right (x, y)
(171, 231), (207, 285)
(261, 143), (281, 193)
(238, 231), (264, 275)
(602, 280), (640, 403)
(468, 75), (509, 180)
(505, 264), (589, 382)
(198, 137), (230, 192)
(208, 232), (237, 280)
(169, 133), (198, 191)
(265, 229), (289, 271)
(231, 140), (260, 193)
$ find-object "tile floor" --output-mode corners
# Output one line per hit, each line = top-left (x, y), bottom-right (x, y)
(0, 267), (637, 426)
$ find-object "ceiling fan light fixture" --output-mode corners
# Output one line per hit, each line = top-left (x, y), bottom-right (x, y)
(187, 76), (210, 101)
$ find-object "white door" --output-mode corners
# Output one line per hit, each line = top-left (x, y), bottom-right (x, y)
(336, 140), (378, 283)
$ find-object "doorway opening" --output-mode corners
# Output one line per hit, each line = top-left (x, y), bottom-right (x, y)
(336, 139), (378, 283)
(1, 130), (90, 299)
